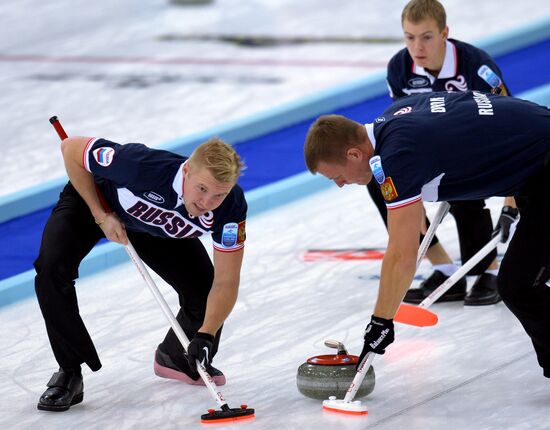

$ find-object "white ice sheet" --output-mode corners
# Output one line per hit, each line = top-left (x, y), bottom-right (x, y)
(1, 187), (548, 429)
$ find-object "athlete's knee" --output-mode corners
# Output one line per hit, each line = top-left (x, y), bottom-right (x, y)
(496, 267), (520, 304)
(34, 254), (78, 298)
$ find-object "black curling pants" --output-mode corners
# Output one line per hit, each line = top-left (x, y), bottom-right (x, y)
(34, 182), (218, 372)
(367, 180), (495, 275)
(497, 163), (550, 376)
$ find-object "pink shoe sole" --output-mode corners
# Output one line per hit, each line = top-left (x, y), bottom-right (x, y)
(154, 361), (226, 386)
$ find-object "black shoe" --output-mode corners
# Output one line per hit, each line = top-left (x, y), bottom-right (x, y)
(37, 368), (83, 412)
(154, 346), (226, 386)
(403, 270), (467, 304)
(464, 273), (501, 306)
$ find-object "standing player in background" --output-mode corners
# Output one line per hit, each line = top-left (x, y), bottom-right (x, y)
(35, 135), (247, 412)
(366, 0), (517, 306)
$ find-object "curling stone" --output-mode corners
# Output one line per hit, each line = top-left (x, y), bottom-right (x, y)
(296, 340), (375, 400)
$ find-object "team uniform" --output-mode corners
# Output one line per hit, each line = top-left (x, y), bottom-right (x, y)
(387, 39), (510, 98)
(35, 139), (247, 373)
(367, 38), (510, 281)
(366, 91), (550, 374)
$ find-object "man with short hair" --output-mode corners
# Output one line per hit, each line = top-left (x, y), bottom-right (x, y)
(35, 135), (247, 411)
(304, 90), (550, 378)
(367, 0), (515, 306)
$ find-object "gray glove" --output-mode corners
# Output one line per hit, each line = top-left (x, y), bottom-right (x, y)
(493, 206), (519, 243)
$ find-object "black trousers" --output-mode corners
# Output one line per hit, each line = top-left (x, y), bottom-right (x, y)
(367, 180), (495, 275)
(34, 183), (219, 372)
(498, 163), (550, 376)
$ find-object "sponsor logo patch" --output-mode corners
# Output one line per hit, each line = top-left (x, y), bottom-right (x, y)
(92, 147), (115, 167)
(393, 106), (412, 116)
(375, 116), (386, 123)
(221, 223), (238, 247)
(380, 177), (398, 201)
(369, 156), (385, 185)
(408, 77), (429, 88)
(477, 65), (502, 89)
(143, 191), (165, 204)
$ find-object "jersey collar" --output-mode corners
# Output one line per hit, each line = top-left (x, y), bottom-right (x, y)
(412, 40), (457, 83)
(172, 161), (186, 208)
(365, 123), (376, 150)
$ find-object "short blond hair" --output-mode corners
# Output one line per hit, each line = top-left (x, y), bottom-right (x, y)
(304, 115), (363, 173)
(188, 137), (244, 183)
(402, 0), (447, 31)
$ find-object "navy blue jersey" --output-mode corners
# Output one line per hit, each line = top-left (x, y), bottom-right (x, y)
(387, 39), (510, 99)
(367, 91), (550, 209)
(83, 138), (247, 252)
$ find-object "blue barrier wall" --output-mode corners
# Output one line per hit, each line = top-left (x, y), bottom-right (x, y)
(1, 17), (549, 307)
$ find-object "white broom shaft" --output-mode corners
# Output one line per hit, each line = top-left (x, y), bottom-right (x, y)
(417, 202), (450, 268)
(342, 352), (375, 403)
(340, 202), (449, 405)
(125, 242), (227, 408)
(419, 234), (501, 309)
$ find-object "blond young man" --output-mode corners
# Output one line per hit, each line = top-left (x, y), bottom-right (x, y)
(35, 136), (247, 411)
(366, 0), (515, 306)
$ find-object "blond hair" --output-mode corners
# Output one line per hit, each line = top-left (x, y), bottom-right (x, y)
(188, 137), (244, 183)
(304, 115), (363, 173)
(401, 0), (447, 31)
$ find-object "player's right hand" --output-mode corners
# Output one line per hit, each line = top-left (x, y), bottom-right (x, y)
(98, 213), (128, 245)
(357, 315), (394, 369)
(187, 332), (214, 372)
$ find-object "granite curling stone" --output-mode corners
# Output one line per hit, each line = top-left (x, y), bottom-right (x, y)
(296, 340), (375, 400)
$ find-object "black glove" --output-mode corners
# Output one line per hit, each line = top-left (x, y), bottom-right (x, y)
(187, 332), (214, 372)
(358, 315), (394, 369)
(493, 206), (519, 243)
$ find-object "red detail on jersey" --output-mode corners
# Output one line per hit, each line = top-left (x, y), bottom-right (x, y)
(387, 196), (422, 210)
(452, 42), (458, 76)
(82, 137), (96, 170)
(213, 244), (244, 253)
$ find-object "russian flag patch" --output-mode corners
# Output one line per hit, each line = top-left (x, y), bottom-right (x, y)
(92, 147), (115, 167)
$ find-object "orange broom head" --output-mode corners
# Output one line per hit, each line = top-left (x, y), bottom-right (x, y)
(394, 303), (438, 327)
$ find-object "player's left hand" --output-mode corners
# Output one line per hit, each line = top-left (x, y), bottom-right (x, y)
(187, 332), (214, 372)
(493, 206), (519, 243)
(357, 315), (394, 369)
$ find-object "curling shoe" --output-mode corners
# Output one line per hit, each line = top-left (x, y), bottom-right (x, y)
(403, 270), (466, 304)
(154, 346), (226, 386)
(37, 368), (83, 412)
(464, 273), (501, 306)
